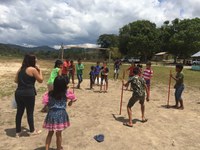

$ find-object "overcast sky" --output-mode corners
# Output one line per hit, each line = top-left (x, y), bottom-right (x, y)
(0, 0), (200, 48)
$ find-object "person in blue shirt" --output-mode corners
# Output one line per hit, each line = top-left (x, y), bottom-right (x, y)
(89, 66), (95, 89)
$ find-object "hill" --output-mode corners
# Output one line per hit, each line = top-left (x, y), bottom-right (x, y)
(1, 43), (56, 51)
(0, 43), (58, 58)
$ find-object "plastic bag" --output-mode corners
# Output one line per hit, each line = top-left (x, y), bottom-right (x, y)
(12, 98), (17, 109)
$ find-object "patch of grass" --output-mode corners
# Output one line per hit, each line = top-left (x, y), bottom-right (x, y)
(1, 58), (199, 98)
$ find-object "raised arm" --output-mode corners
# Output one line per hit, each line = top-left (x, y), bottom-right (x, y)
(32, 67), (43, 83)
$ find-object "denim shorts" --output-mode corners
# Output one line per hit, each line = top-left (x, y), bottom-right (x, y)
(175, 84), (184, 101)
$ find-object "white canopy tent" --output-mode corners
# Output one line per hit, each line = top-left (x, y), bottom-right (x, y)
(191, 51), (200, 71)
(191, 51), (200, 57)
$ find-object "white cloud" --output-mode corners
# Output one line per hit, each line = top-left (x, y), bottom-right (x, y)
(0, 0), (200, 47)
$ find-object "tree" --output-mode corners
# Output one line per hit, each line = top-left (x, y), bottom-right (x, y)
(160, 18), (200, 63)
(97, 34), (119, 48)
(119, 20), (160, 62)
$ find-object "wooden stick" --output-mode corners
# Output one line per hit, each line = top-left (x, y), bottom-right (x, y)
(119, 70), (125, 115)
(167, 70), (172, 108)
(72, 82), (75, 93)
(104, 75), (106, 92)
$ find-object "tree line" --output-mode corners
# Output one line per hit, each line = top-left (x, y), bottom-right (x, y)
(97, 18), (200, 63)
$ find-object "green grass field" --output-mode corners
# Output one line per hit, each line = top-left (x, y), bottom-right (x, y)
(0, 57), (200, 97)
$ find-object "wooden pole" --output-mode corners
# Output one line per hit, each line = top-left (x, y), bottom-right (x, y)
(119, 70), (125, 115)
(167, 70), (172, 108)
(72, 82), (75, 93)
(61, 43), (64, 61)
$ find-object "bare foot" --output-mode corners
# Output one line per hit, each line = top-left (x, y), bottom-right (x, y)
(123, 122), (133, 127)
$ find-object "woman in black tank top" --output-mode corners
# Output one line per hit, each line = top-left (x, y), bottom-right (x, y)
(15, 54), (43, 137)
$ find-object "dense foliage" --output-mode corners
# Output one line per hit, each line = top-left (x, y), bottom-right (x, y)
(97, 18), (200, 62)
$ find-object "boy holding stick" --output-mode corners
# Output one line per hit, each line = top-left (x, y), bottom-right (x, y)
(123, 67), (149, 127)
(170, 64), (184, 109)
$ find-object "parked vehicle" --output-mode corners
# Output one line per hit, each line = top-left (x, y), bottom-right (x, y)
(192, 59), (200, 65)
(120, 57), (128, 63)
(127, 57), (140, 63)
(121, 57), (140, 63)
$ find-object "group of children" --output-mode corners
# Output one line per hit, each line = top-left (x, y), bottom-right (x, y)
(40, 58), (185, 149)
(122, 62), (185, 127)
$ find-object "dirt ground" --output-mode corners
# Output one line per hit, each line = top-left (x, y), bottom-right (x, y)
(0, 61), (200, 150)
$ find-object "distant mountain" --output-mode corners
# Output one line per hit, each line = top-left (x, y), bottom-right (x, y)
(2, 43), (56, 51)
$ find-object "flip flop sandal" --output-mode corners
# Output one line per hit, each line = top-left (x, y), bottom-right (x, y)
(94, 134), (104, 142)
(141, 119), (148, 123)
(123, 122), (133, 127)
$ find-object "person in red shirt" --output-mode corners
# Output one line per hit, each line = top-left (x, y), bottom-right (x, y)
(68, 60), (75, 84)
(126, 62), (136, 90)
(62, 57), (71, 82)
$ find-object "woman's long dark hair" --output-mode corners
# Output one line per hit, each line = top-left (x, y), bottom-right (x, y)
(50, 76), (68, 100)
(21, 54), (36, 69)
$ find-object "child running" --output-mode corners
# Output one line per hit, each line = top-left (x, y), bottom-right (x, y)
(43, 76), (76, 150)
(100, 61), (109, 92)
(89, 66), (95, 89)
(94, 61), (101, 85)
(123, 67), (149, 127)
(143, 61), (153, 97)
(76, 58), (84, 89)
(170, 64), (184, 109)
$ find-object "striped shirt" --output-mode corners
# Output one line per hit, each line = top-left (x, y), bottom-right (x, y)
(143, 68), (153, 80)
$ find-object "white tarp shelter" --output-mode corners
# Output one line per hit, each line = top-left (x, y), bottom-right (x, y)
(191, 51), (200, 57)
(191, 51), (200, 71)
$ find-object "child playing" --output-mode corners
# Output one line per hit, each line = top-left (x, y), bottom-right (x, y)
(76, 58), (84, 89)
(114, 58), (122, 80)
(42, 89), (77, 113)
(170, 64), (184, 109)
(43, 76), (76, 150)
(62, 57), (70, 82)
(68, 60), (75, 84)
(123, 67), (149, 127)
(94, 61), (101, 85)
(100, 61), (109, 92)
(137, 63), (143, 77)
(41, 60), (63, 112)
(126, 62), (136, 90)
(89, 66), (95, 89)
(143, 62), (153, 97)
(47, 60), (63, 91)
